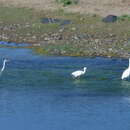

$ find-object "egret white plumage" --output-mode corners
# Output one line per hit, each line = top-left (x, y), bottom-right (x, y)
(121, 58), (130, 80)
(0, 59), (9, 74)
(71, 67), (87, 78)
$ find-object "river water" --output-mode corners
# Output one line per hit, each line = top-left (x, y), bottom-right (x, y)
(0, 47), (130, 130)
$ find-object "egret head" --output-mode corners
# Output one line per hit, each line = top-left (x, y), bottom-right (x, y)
(83, 67), (87, 71)
(4, 58), (10, 62)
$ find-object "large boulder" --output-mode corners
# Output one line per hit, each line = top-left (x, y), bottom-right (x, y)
(103, 15), (117, 23)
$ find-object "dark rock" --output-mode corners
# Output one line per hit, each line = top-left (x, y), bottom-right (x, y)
(41, 18), (72, 26)
(57, 35), (63, 40)
(60, 20), (71, 26)
(103, 15), (117, 23)
(41, 18), (59, 24)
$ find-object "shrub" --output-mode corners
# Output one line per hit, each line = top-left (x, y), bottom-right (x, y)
(118, 14), (130, 21)
(56, 0), (78, 6)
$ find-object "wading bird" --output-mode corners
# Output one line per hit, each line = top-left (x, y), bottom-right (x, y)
(121, 58), (130, 80)
(71, 67), (87, 78)
(0, 59), (9, 74)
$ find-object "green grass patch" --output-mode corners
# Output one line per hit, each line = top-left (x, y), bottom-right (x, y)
(0, 7), (37, 23)
(118, 14), (130, 21)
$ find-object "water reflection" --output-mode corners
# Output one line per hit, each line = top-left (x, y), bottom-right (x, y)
(121, 80), (130, 88)
(123, 96), (130, 105)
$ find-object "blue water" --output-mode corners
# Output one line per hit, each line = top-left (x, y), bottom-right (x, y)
(0, 41), (30, 47)
(0, 48), (130, 130)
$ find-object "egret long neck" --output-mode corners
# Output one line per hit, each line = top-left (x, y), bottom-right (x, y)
(129, 58), (130, 68)
(83, 68), (86, 73)
(1, 61), (6, 72)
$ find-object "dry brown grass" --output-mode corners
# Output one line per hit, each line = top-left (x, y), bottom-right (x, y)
(0, 0), (130, 16)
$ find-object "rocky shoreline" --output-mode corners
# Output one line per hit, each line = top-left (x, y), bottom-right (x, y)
(0, 7), (130, 58)
(0, 24), (130, 58)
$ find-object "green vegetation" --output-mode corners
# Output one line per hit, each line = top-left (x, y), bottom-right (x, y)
(118, 14), (130, 21)
(0, 7), (35, 23)
(56, 0), (78, 6)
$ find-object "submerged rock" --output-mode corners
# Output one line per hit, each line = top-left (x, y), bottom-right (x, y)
(103, 15), (117, 23)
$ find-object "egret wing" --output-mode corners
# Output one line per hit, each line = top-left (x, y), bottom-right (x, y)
(71, 70), (82, 76)
(72, 70), (80, 75)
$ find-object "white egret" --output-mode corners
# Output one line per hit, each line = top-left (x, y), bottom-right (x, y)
(0, 59), (9, 74)
(71, 67), (87, 78)
(121, 58), (130, 80)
